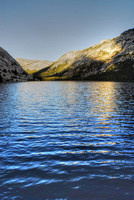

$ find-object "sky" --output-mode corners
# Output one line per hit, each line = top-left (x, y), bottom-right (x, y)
(0, 0), (134, 61)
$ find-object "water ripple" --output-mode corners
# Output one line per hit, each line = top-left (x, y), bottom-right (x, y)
(0, 81), (134, 199)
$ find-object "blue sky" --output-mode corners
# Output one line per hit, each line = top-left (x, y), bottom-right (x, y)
(1, 0), (134, 61)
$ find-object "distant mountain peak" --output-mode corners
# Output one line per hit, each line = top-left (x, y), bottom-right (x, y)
(16, 58), (54, 75)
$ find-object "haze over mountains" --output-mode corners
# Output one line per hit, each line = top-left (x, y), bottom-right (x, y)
(0, 28), (134, 82)
(16, 58), (53, 75)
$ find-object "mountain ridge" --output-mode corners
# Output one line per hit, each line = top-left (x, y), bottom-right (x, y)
(16, 58), (53, 75)
(1, 28), (134, 82)
(0, 47), (33, 82)
(36, 28), (134, 81)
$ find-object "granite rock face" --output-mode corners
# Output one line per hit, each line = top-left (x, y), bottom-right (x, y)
(0, 47), (33, 82)
(37, 28), (134, 81)
(16, 58), (53, 75)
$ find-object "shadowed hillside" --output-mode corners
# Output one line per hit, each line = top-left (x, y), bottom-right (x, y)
(0, 47), (33, 82)
(36, 28), (134, 81)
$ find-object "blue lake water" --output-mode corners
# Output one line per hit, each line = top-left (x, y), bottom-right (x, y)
(0, 81), (134, 200)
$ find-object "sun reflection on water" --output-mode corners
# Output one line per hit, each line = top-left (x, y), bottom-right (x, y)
(0, 81), (134, 199)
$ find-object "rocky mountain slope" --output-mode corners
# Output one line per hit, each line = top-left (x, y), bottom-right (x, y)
(36, 28), (134, 81)
(16, 58), (53, 75)
(0, 47), (33, 82)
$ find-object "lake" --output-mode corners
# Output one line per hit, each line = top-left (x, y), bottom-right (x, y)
(0, 81), (134, 200)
